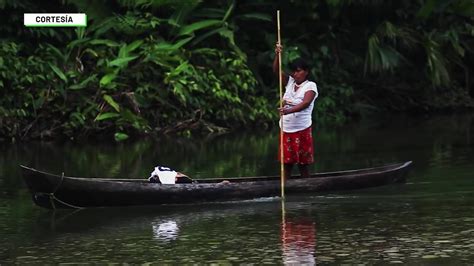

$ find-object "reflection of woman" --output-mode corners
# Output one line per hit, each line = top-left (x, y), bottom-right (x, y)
(281, 218), (316, 264)
(273, 43), (319, 180)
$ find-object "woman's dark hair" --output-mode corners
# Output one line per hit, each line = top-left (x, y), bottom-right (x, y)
(289, 58), (310, 72)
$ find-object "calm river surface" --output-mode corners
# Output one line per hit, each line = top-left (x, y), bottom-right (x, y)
(1, 114), (474, 264)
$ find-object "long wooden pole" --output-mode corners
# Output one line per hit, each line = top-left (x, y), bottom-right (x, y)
(277, 10), (285, 199)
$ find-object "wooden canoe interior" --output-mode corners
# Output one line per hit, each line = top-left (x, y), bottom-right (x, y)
(21, 161), (411, 184)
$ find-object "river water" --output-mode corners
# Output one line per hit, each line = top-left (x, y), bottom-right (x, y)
(1, 114), (473, 264)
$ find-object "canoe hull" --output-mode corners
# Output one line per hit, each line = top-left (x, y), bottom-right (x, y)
(21, 161), (412, 209)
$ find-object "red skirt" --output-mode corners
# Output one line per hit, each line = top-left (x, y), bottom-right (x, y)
(278, 127), (314, 164)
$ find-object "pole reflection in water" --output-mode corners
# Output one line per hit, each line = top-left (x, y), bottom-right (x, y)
(281, 201), (316, 265)
(152, 220), (180, 242)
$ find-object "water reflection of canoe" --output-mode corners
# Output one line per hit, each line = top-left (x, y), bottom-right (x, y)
(20, 161), (412, 209)
(37, 201), (282, 233)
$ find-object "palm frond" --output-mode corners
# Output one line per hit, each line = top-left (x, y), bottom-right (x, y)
(364, 22), (409, 74)
(424, 36), (450, 86)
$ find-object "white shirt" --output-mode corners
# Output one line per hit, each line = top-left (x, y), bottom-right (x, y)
(150, 166), (177, 184)
(279, 76), (318, 132)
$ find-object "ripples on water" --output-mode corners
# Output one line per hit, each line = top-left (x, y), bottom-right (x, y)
(1, 115), (474, 264)
(2, 190), (474, 264)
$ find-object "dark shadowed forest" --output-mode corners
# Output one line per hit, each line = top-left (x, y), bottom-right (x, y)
(1, 0), (473, 141)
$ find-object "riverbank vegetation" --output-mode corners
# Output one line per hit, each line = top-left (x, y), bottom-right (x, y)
(1, 0), (473, 141)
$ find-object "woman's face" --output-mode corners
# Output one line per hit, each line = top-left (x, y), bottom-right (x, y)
(291, 68), (308, 84)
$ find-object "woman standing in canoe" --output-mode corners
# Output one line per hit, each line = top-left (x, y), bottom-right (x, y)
(273, 42), (319, 179)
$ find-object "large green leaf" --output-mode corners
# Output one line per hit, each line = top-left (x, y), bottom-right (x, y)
(45, 44), (66, 62)
(114, 132), (129, 142)
(48, 63), (67, 82)
(89, 39), (120, 47)
(67, 37), (90, 50)
(109, 56), (139, 68)
(81, 48), (99, 57)
(100, 73), (117, 87)
(222, 1), (234, 22)
(237, 13), (272, 21)
(190, 27), (225, 46)
(69, 74), (97, 90)
(155, 37), (193, 51)
(125, 40), (144, 54)
(178, 20), (222, 36)
(95, 112), (120, 121)
(103, 94), (120, 112)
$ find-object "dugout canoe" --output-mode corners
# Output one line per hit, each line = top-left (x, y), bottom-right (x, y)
(20, 161), (412, 209)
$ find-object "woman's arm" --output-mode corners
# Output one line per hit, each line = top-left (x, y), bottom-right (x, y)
(279, 90), (316, 115)
(273, 42), (288, 87)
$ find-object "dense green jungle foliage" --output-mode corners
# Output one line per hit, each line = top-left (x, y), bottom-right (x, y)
(1, 0), (473, 141)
